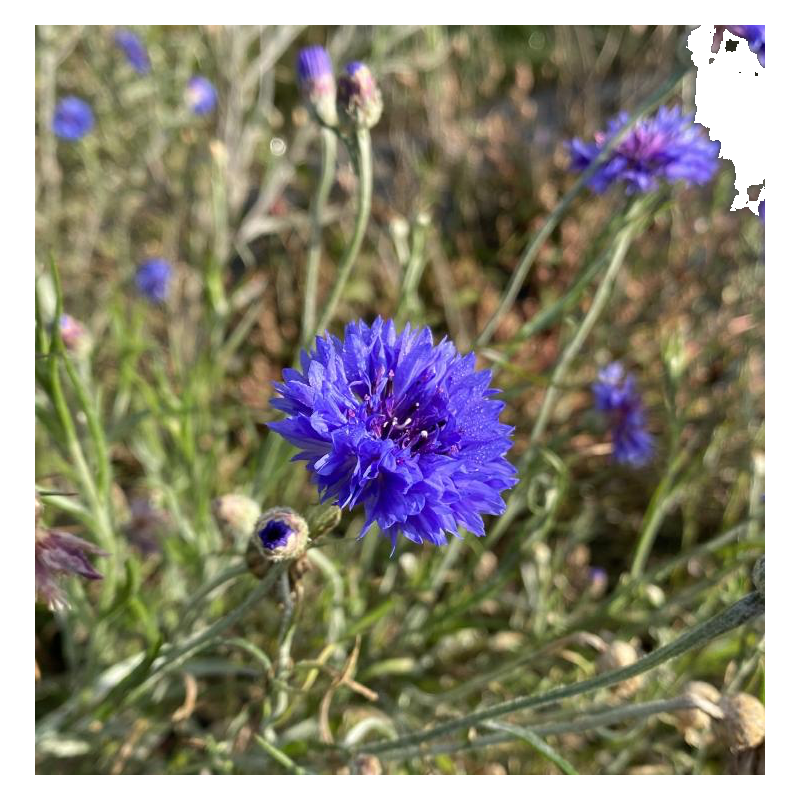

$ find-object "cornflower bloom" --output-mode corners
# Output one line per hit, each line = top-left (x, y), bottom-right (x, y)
(568, 105), (720, 194)
(269, 318), (517, 549)
(52, 96), (94, 141)
(186, 76), (217, 115)
(593, 362), (653, 467)
(114, 29), (150, 74)
(135, 258), (173, 303)
(296, 45), (337, 127)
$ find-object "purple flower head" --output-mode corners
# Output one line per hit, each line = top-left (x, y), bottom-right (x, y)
(114, 29), (150, 74)
(593, 362), (653, 467)
(296, 45), (337, 126)
(52, 96), (94, 141)
(35, 527), (106, 610)
(249, 507), (309, 565)
(186, 76), (217, 116)
(726, 25), (765, 67)
(269, 318), (518, 550)
(135, 258), (173, 303)
(758, 199), (765, 223)
(568, 106), (720, 195)
(337, 61), (383, 129)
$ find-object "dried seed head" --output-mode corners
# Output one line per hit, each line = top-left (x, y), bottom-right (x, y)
(596, 640), (642, 698)
(674, 681), (722, 746)
(213, 494), (261, 539)
(717, 693), (765, 753)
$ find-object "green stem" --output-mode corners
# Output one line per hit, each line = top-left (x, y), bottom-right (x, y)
(315, 127), (373, 336)
(482, 721), (578, 775)
(530, 219), (636, 445)
(475, 65), (688, 348)
(301, 127), (337, 348)
(356, 592), (763, 757)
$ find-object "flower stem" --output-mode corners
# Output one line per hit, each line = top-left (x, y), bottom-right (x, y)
(529, 216), (636, 446)
(474, 65), (688, 348)
(355, 591), (763, 757)
(315, 127), (373, 336)
(301, 126), (338, 348)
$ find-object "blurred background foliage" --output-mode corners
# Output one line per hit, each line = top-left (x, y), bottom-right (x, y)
(35, 25), (764, 775)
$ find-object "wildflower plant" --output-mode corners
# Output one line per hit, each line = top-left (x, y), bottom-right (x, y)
(34, 26), (764, 776)
(52, 96), (94, 141)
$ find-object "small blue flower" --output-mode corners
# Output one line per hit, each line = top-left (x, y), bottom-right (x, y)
(269, 318), (518, 550)
(726, 25), (765, 68)
(135, 258), (173, 303)
(186, 76), (217, 116)
(52, 96), (94, 141)
(568, 105), (720, 194)
(758, 199), (765, 223)
(593, 363), (653, 467)
(114, 29), (150, 74)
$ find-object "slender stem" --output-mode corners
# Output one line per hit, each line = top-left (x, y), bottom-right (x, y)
(482, 721), (578, 775)
(301, 127), (337, 347)
(383, 697), (702, 762)
(530, 220), (636, 445)
(355, 592), (764, 757)
(315, 127), (373, 336)
(475, 65), (688, 348)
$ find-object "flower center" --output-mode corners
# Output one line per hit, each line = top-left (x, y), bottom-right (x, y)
(257, 519), (292, 550)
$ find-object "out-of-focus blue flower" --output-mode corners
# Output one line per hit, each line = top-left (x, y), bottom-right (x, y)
(337, 61), (383, 129)
(296, 45), (337, 127)
(269, 318), (518, 549)
(726, 25), (765, 67)
(593, 362), (653, 467)
(568, 106), (720, 194)
(758, 199), (765, 223)
(135, 258), (173, 303)
(52, 96), (94, 141)
(186, 76), (217, 115)
(114, 29), (150, 74)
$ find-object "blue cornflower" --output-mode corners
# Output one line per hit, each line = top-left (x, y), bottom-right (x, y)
(52, 96), (94, 141)
(269, 318), (518, 549)
(135, 258), (173, 303)
(593, 363), (653, 467)
(114, 29), (150, 74)
(726, 25), (765, 68)
(186, 76), (217, 116)
(568, 105), (720, 194)
(758, 199), (765, 223)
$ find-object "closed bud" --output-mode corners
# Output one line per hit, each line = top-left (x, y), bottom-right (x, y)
(59, 314), (91, 356)
(674, 681), (722, 747)
(297, 46), (338, 128)
(246, 507), (309, 576)
(352, 754), (382, 775)
(337, 62), (383, 129)
(306, 503), (342, 538)
(214, 493), (261, 539)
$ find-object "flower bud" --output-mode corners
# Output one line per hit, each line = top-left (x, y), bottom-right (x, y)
(352, 755), (382, 775)
(246, 507), (309, 575)
(59, 314), (90, 355)
(337, 62), (383, 130)
(674, 681), (722, 747)
(306, 502), (342, 538)
(213, 493), (261, 539)
(297, 45), (338, 128)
